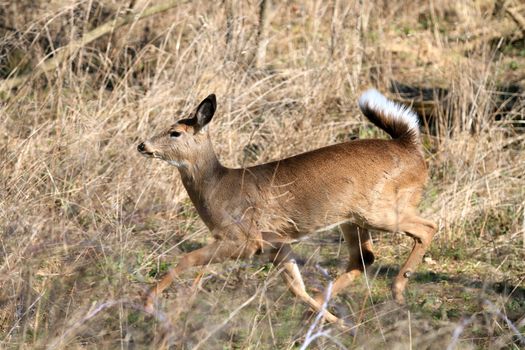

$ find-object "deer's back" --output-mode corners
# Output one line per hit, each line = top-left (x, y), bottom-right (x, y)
(242, 138), (428, 237)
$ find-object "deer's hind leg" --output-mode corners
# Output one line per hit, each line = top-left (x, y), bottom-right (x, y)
(313, 223), (375, 305)
(391, 215), (436, 304)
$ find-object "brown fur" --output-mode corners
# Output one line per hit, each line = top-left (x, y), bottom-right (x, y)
(137, 92), (437, 325)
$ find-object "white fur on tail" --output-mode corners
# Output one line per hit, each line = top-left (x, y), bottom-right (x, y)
(358, 89), (420, 134)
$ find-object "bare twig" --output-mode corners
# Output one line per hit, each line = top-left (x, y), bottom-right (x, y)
(254, 0), (271, 68)
(300, 282), (348, 350)
(446, 315), (477, 350)
(506, 6), (525, 34)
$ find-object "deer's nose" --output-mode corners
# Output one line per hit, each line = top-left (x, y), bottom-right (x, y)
(137, 142), (146, 153)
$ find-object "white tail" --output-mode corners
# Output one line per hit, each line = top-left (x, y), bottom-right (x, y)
(359, 88), (421, 145)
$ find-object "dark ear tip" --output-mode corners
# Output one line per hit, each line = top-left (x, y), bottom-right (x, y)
(206, 94), (217, 109)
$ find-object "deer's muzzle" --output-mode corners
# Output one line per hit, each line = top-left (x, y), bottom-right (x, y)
(137, 142), (155, 157)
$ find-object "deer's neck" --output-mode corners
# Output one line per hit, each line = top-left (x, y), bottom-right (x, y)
(178, 136), (226, 218)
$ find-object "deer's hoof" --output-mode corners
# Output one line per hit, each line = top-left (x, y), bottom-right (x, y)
(144, 296), (156, 313)
(141, 289), (157, 313)
(144, 303), (154, 314)
(393, 292), (406, 305)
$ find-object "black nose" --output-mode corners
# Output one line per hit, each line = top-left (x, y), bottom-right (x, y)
(137, 142), (145, 153)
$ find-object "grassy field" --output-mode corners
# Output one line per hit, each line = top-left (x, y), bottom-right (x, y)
(1, 0), (524, 348)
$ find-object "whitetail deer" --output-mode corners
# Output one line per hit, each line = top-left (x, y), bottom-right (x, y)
(137, 90), (437, 325)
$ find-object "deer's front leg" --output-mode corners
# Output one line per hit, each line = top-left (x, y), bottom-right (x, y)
(145, 238), (260, 312)
(266, 239), (345, 326)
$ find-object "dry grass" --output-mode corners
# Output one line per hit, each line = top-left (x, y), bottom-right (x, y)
(1, 0), (524, 348)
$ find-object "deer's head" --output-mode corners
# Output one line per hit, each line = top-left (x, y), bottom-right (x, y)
(137, 94), (216, 168)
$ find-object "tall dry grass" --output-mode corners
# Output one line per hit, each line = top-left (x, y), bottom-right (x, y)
(1, 0), (524, 348)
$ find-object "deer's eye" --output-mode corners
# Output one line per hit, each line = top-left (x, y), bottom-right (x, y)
(170, 131), (181, 138)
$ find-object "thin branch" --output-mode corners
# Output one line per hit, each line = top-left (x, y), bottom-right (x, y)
(254, 0), (271, 68)
(506, 6), (525, 34)
(446, 315), (476, 350)
(300, 282), (348, 350)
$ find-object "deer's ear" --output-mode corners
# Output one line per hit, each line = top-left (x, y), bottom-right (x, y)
(194, 94), (216, 131)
